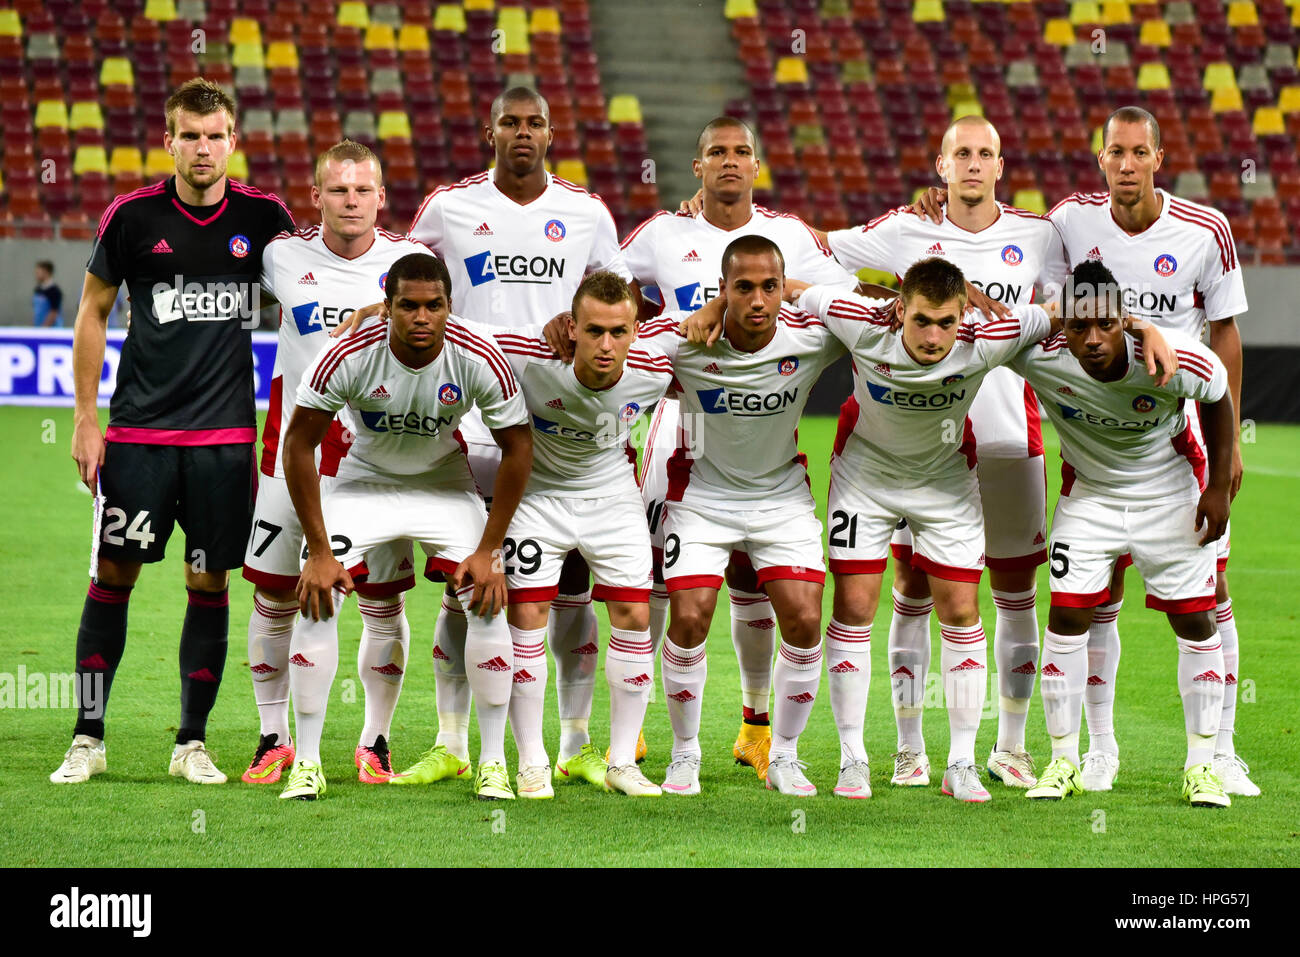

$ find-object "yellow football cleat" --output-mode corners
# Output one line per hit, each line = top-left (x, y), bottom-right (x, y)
(733, 722), (771, 780)
(605, 730), (648, 765)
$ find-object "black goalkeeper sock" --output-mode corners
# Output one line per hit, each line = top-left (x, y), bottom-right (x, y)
(72, 582), (132, 739)
(177, 587), (229, 744)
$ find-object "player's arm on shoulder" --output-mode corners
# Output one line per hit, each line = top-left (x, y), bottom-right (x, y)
(1208, 316), (1244, 499)
(1124, 315), (1177, 386)
(541, 312), (575, 360)
(680, 295), (727, 346)
(70, 271), (123, 489)
(456, 422), (532, 618)
(283, 404), (353, 619)
(912, 187), (946, 223)
(795, 282), (899, 349)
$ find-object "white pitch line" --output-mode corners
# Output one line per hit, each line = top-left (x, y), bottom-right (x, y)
(1246, 466), (1300, 479)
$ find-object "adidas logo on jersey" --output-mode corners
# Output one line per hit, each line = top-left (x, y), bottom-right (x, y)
(1194, 670), (1223, 683)
(874, 362), (892, 378)
(1041, 663), (1065, 677)
(473, 222), (493, 236)
(477, 656), (510, 672)
(828, 660), (859, 673)
(624, 673), (652, 687)
(368, 384), (391, 400)
(891, 666), (914, 679)
(513, 669), (537, 684)
(1087, 675), (1106, 686)
(681, 249), (701, 262)
(1010, 661), (1036, 675)
(298, 272), (317, 285)
(926, 242), (944, 255)
(1056, 386), (1077, 396)
(546, 397), (565, 410)
(571, 642), (599, 656)
(703, 362), (722, 374)
(290, 653), (315, 668)
(1205, 574), (1216, 588)
(152, 238), (174, 254)
(1086, 246), (1103, 262)
(371, 663), (404, 676)
(950, 658), (984, 672)
(249, 662), (278, 675)
(432, 645), (450, 662)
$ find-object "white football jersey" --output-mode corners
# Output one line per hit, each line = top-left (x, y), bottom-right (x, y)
(828, 203), (1066, 459)
(493, 328), (674, 498)
(259, 225), (431, 478)
(621, 205), (855, 311)
(296, 317), (527, 488)
(638, 309), (846, 508)
(1011, 329), (1227, 503)
(798, 285), (1052, 484)
(1048, 188), (1248, 338)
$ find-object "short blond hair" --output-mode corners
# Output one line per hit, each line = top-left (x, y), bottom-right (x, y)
(314, 139), (383, 188)
(165, 78), (237, 136)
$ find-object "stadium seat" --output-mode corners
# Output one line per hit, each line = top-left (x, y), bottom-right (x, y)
(69, 102), (106, 131)
(337, 2), (369, 28)
(1136, 62), (1171, 89)
(1253, 106), (1285, 135)
(1202, 61), (1237, 91)
(73, 145), (109, 176)
(377, 111), (412, 140)
(108, 146), (143, 177)
(145, 147), (172, 179)
(1212, 86), (1245, 112)
(35, 100), (69, 129)
(1226, 2), (1259, 28)
(0, 10), (21, 37)
(608, 95), (642, 124)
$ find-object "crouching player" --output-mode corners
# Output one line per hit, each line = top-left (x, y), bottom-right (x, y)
(1014, 262), (1235, 807)
(281, 253), (532, 800)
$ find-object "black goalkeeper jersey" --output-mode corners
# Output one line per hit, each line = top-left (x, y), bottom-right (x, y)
(87, 176), (294, 443)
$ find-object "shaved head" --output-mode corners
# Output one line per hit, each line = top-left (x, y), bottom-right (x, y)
(941, 115), (1001, 157)
(490, 86), (550, 126)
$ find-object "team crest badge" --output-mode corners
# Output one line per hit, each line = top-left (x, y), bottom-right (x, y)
(228, 234), (250, 258)
(439, 383), (462, 405)
(378, 271), (388, 291)
(1154, 254), (1177, 277)
(1132, 394), (1157, 413)
(1001, 244), (1023, 266)
(942, 374), (965, 386)
(778, 356), (798, 376)
(544, 219), (566, 242)
(619, 401), (641, 421)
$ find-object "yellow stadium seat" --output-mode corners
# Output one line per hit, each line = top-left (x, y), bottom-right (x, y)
(1091, 125), (1105, 152)
(227, 151), (249, 180)
(529, 8), (561, 33)
(433, 5), (467, 32)
(1252, 106), (1285, 135)
(1138, 19), (1171, 46)
(950, 100), (984, 119)
(1279, 86), (1300, 113)
(1069, 1), (1102, 23)
(608, 95), (643, 124)
(775, 56), (810, 84)
(1136, 62), (1171, 90)
(0, 10), (22, 37)
(464, 0), (495, 9)
(754, 164), (773, 191)
(364, 24), (396, 50)
(265, 42), (299, 69)
(1100, 1), (1131, 24)
(377, 111), (412, 139)
(1226, 1), (1259, 27)
(1012, 189), (1047, 214)
(554, 159), (588, 187)
(946, 81), (976, 106)
(398, 24), (429, 51)
(841, 60), (872, 83)
(336, 1), (369, 28)
(724, 0), (758, 17)
(822, 0), (851, 16)
(69, 102), (105, 130)
(34, 100), (69, 130)
(100, 58), (134, 87)
(496, 8), (529, 54)
(1211, 86), (1244, 112)
(1043, 19), (1075, 46)
(144, 0), (178, 22)
(109, 147), (143, 177)
(229, 17), (260, 45)
(146, 148), (174, 178)
(913, 0), (945, 21)
(74, 146), (109, 177)
(1202, 62), (1237, 91)
(231, 42), (264, 68)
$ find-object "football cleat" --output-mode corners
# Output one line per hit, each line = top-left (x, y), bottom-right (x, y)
(279, 759), (326, 800)
(516, 764), (555, 799)
(987, 748), (1037, 788)
(604, 730), (648, 765)
(169, 740), (227, 784)
(890, 747), (931, 787)
(606, 763), (662, 796)
(355, 735), (394, 784)
(1026, 757), (1083, 800)
(1080, 750), (1120, 791)
(242, 733), (294, 784)
(733, 722), (772, 780)
(474, 760), (515, 801)
(50, 734), (106, 784)
(554, 743), (610, 791)
(661, 753), (702, 796)
(765, 755), (817, 796)
(833, 760), (872, 799)
(941, 762), (992, 803)
(389, 744), (471, 785)
(1182, 763), (1231, 808)
(1213, 753), (1261, 797)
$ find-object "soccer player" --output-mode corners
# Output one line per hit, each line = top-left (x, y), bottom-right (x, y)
(1047, 106), (1256, 796)
(824, 116), (1064, 790)
(240, 141), (432, 786)
(396, 86), (631, 789)
(789, 258), (1175, 801)
(279, 252), (531, 801)
(494, 273), (674, 797)
(621, 116), (857, 779)
(1012, 262), (1234, 807)
(53, 79), (293, 785)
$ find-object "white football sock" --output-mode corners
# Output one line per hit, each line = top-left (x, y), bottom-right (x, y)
(940, 620), (986, 767)
(356, 594), (409, 746)
(248, 593), (296, 744)
(889, 589), (933, 752)
(289, 589), (344, 765)
(1215, 600), (1238, 756)
(433, 591), (471, 758)
(661, 637), (706, 756)
(647, 586), (668, 700)
(508, 624), (549, 768)
(459, 586), (513, 766)
(992, 587), (1039, 752)
(1084, 600), (1122, 755)
(825, 618), (871, 763)
(771, 641), (822, 760)
(730, 589), (776, 719)
(606, 627), (654, 766)
(549, 590), (598, 758)
(1040, 628), (1089, 766)
(1177, 633), (1225, 769)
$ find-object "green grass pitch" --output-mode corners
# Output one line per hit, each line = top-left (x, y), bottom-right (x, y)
(1, 406), (1296, 867)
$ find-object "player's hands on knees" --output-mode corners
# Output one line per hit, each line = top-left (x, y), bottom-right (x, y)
(681, 295), (727, 346)
(680, 189), (704, 216)
(782, 278), (812, 304)
(452, 547), (507, 618)
(329, 301), (385, 339)
(71, 418), (105, 490)
(912, 186), (947, 224)
(965, 280), (1012, 321)
(1196, 487), (1230, 546)
(298, 553), (353, 620)
(542, 311), (575, 361)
